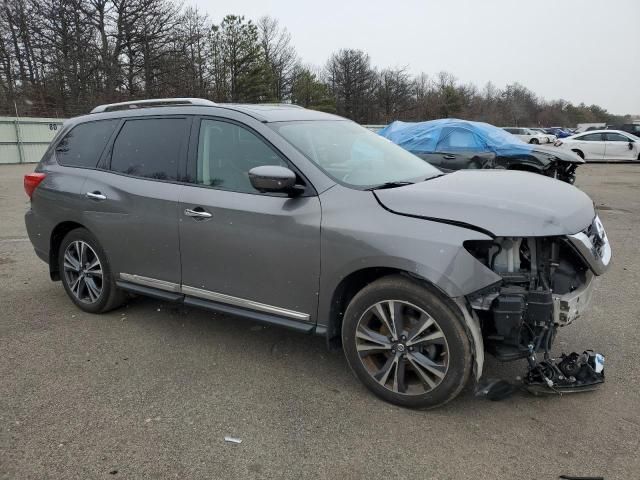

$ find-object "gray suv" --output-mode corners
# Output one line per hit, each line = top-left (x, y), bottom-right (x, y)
(24, 98), (611, 408)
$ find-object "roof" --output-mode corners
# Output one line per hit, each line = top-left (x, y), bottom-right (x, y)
(83, 98), (341, 123)
(574, 129), (632, 135)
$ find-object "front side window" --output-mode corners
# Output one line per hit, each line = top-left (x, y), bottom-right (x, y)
(195, 119), (287, 193)
(604, 133), (629, 142)
(436, 127), (486, 151)
(270, 120), (441, 188)
(579, 133), (604, 142)
(109, 118), (186, 181)
(55, 120), (118, 168)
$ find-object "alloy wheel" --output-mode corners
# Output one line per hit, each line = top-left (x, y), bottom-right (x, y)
(355, 300), (449, 395)
(63, 240), (103, 304)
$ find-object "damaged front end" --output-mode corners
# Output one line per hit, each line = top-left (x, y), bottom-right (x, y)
(464, 215), (611, 393)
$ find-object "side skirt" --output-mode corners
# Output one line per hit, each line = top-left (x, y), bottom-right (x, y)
(116, 275), (316, 334)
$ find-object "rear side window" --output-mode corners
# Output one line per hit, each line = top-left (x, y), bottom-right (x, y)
(109, 118), (187, 181)
(55, 120), (118, 168)
(579, 133), (603, 141)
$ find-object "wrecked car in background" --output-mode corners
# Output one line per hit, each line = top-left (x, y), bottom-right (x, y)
(379, 119), (584, 184)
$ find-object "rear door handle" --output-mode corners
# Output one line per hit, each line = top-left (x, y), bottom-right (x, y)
(86, 191), (106, 201)
(443, 154), (456, 160)
(184, 207), (212, 219)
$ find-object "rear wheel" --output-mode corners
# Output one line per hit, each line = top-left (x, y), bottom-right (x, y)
(342, 275), (473, 409)
(59, 228), (124, 313)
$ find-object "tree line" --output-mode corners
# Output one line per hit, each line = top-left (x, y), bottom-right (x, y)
(0, 0), (633, 127)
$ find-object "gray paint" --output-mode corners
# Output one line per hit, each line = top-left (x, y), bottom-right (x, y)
(375, 170), (595, 237)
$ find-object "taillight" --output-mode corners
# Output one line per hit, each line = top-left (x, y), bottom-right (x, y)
(24, 172), (47, 199)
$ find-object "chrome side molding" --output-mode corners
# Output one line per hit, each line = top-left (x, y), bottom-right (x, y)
(119, 273), (310, 322)
(119, 273), (181, 292)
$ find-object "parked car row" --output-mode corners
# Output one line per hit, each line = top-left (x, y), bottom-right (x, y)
(24, 99), (611, 409)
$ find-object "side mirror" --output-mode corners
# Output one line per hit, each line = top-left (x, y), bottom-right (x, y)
(249, 165), (299, 194)
(629, 142), (634, 150)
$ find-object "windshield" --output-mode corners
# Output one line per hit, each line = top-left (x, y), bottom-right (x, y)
(270, 120), (441, 188)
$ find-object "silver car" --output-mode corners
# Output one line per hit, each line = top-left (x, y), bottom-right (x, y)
(24, 98), (611, 408)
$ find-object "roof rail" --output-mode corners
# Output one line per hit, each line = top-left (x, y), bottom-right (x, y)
(253, 103), (304, 109)
(90, 98), (216, 113)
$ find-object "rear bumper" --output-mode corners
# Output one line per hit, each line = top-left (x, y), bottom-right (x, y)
(25, 209), (49, 265)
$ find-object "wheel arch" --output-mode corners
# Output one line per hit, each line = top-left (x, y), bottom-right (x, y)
(49, 221), (88, 280)
(571, 148), (585, 159)
(324, 267), (485, 380)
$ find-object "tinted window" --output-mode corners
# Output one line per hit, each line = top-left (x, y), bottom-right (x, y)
(579, 133), (604, 141)
(604, 133), (629, 142)
(55, 120), (118, 168)
(436, 128), (485, 151)
(110, 118), (186, 180)
(196, 119), (287, 193)
(503, 128), (517, 134)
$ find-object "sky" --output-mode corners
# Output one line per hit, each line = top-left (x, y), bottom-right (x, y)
(191, 0), (640, 115)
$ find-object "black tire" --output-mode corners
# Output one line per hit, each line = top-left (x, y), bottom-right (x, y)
(572, 149), (585, 160)
(58, 228), (125, 313)
(529, 138), (539, 144)
(342, 275), (473, 409)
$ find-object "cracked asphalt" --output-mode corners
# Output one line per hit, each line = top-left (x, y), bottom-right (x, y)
(1, 163), (639, 479)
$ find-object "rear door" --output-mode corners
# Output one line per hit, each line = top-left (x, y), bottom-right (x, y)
(81, 116), (190, 289)
(574, 133), (605, 160)
(603, 132), (636, 160)
(178, 117), (321, 328)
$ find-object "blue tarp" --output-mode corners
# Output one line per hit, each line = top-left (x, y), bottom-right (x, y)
(378, 119), (535, 157)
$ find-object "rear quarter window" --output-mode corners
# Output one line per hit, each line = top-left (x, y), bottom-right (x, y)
(55, 120), (119, 168)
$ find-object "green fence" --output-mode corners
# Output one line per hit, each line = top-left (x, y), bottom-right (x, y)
(0, 117), (65, 164)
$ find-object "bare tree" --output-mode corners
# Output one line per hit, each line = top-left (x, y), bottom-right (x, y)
(257, 15), (297, 102)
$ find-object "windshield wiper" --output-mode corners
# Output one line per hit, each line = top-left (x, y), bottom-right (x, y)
(366, 181), (414, 191)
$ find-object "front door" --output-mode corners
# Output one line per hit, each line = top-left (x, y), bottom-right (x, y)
(603, 132), (636, 160)
(178, 118), (321, 327)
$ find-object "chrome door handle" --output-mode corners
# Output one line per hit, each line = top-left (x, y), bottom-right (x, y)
(443, 154), (456, 160)
(86, 191), (106, 201)
(184, 208), (212, 219)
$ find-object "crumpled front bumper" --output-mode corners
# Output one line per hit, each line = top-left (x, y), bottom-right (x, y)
(553, 271), (596, 326)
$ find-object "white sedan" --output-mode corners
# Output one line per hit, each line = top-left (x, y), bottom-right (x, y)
(555, 130), (640, 162)
(530, 128), (556, 143)
(502, 127), (549, 144)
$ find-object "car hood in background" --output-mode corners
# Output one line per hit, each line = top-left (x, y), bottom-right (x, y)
(375, 170), (594, 237)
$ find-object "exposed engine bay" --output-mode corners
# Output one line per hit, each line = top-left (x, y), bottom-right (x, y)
(465, 233), (606, 395)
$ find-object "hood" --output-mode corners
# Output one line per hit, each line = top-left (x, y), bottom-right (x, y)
(375, 170), (595, 237)
(534, 145), (585, 164)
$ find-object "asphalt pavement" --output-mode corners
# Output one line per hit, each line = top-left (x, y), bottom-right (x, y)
(1, 163), (639, 479)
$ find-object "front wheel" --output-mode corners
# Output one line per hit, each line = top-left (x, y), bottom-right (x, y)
(342, 275), (473, 409)
(529, 138), (539, 144)
(59, 228), (125, 313)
